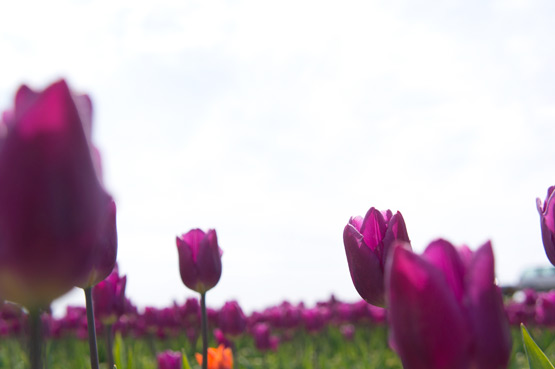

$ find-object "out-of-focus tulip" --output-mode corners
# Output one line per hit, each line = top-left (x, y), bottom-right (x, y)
(251, 323), (279, 351)
(176, 229), (222, 293)
(386, 239), (512, 369)
(536, 291), (555, 326)
(537, 186), (555, 266)
(0, 80), (114, 309)
(218, 301), (247, 336)
(340, 324), (355, 341)
(157, 350), (182, 369)
(195, 344), (233, 369)
(93, 266), (126, 325)
(343, 207), (410, 306)
(77, 199), (118, 288)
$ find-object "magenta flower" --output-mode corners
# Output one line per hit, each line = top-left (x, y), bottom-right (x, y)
(92, 266), (127, 325)
(386, 239), (512, 369)
(537, 186), (555, 266)
(0, 80), (113, 308)
(77, 199), (118, 288)
(343, 207), (410, 306)
(218, 300), (247, 336)
(157, 350), (182, 369)
(251, 323), (279, 351)
(176, 229), (222, 293)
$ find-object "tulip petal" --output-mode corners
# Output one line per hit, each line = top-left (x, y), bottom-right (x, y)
(386, 246), (470, 369)
(359, 207), (387, 253)
(422, 239), (465, 303)
(466, 241), (512, 369)
(343, 224), (385, 306)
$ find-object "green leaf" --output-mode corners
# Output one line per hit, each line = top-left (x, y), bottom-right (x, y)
(521, 324), (555, 369)
(181, 349), (192, 369)
(114, 332), (124, 369)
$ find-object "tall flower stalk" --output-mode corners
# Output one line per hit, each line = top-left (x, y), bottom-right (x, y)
(176, 229), (223, 369)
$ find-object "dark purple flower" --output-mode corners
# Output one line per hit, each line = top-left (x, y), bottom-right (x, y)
(219, 301), (247, 336)
(386, 240), (512, 369)
(93, 266), (126, 325)
(251, 323), (279, 351)
(176, 229), (222, 293)
(157, 350), (182, 369)
(537, 186), (555, 266)
(343, 207), (410, 306)
(0, 80), (114, 308)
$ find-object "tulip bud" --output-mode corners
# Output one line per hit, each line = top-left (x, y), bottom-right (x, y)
(92, 266), (127, 325)
(537, 186), (555, 266)
(343, 207), (410, 306)
(176, 229), (222, 294)
(157, 350), (182, 369)
(218, 301), (247, 336)
(0, 80), (113, 309)
(386, 240), (511, 369)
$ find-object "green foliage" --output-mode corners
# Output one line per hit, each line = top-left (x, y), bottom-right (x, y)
(521, 324), (555, 369)
(3, 324), (555, 368)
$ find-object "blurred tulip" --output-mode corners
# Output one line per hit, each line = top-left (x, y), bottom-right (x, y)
(176, 229), (222, 294)
(218, 301), (247, 336)
(93, 266), (126, 325)
(0, 80), (113, 309)
(386, 239), (511, 369)
(157, 350), (182, 369)
(251, 323), (279, 351)
(77, 199), (118, 289)
(537, 186), (555, 266)
(195, 344), (233, 369)
(343, 207), (410, 306)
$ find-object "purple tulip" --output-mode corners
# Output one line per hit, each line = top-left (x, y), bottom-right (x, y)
(219, 300), (247, 336)
(343, 207), (410, 306)
(251, 323), (279, 351)
(0, 80), (114, 308)
(157, 350), (182, 369)
(93, 266), (127, 325)
(386, 239), (512, 369)
(537, 186), (555, 266)
(176, 229), (222, 293)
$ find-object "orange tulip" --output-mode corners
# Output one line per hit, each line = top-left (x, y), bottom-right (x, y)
(195, 345), (233, 369)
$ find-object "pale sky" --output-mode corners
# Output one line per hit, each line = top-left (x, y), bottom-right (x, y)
(1, 0), (555, 315)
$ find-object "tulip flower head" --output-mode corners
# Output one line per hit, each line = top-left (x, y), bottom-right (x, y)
(157, 350), (182, 369)
(218, 301), (247, 336)
(537, 186), (555, 266)
(0, 80), (114, 308)
(386, 239), (512, 369)
(92, 266), (127, 325)
(343, 207), (410, 306)
(195, 345), (233, 369)
(176, 229), (222, 294)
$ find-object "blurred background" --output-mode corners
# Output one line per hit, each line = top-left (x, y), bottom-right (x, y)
(0, 0), (554, 315)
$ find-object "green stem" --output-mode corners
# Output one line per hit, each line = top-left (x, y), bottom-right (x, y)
(29, 308), (43, 369)
(84, 287), (100, 369)
(200, 292), (208, 369)
(105, 324), (114, 369)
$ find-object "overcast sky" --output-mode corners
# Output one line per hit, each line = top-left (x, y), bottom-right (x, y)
(1, 0), (555, 315)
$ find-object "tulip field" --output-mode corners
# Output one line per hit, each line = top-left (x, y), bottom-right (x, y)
(2, 80), (555, 369)
(0, 290), (555, 368)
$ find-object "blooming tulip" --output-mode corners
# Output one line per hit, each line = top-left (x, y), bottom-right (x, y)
(343, 207), (410, 306)
(157, 350), (182, 369)
(251, 323), (279, 351)
(0, 80), (113, 309)
(195, 345), (233, 369)
(176, 229), (222, 293)
(386, 239), (512, 369)
(537, 186), (555, 266)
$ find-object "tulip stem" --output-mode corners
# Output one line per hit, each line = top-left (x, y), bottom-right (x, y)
(105, 324), (114, 369)
(200, 292), (208, 369)
(29, 307), (43, 369)
(84, 287), (100, 369)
